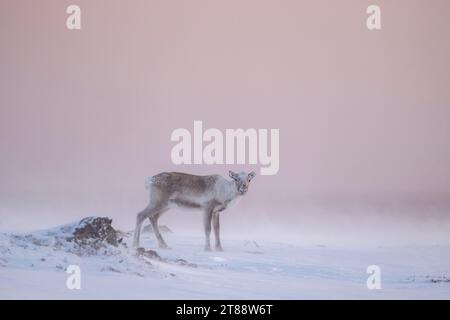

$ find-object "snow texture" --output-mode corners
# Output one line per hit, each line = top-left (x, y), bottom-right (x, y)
(1, 217), (450, 299)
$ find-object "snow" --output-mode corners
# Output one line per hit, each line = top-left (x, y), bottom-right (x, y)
(1, 220), (450, 299)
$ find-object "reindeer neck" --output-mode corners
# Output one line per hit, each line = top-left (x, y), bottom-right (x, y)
(225, 179), (240, 200)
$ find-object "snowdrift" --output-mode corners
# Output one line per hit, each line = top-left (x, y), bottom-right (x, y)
(1, 217), (449, 299)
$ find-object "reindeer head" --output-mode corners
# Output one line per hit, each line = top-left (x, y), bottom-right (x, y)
(229, 171), (256, 195)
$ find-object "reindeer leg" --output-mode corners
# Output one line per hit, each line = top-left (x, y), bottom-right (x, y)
(150, 210), (169, 249)
(133, 207), (150, 247)
(212, 212), (223, 251)
(203, 210), (213, 251)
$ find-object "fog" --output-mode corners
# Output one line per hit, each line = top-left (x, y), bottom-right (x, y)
(1, 0), (449, 245)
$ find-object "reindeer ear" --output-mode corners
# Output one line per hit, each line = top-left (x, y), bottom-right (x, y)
(229, 170), (237, 180)
(247, 171), (256, 181)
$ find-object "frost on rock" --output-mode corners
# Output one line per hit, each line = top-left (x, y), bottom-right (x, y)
(70, 217), (122, 250)
(0, 217), (205, 284)
(136, 247), (162, 260)
(4, 216), (125, 256)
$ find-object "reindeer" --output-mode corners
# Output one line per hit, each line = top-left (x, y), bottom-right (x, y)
(133, 171), (255, 251)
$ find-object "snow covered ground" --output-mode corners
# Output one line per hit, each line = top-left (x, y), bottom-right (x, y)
(1, 219), (449, 299)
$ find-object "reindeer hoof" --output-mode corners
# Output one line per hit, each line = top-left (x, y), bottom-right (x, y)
(215, 246), (223, 252)
(204, 246), (212, 252)
(159, 243), (171, 250)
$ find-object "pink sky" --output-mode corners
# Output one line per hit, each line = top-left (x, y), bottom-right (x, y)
(1, 1), (449, 230)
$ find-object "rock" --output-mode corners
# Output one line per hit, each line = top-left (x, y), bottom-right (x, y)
(136, 247), (162, 260)
(7, 216), (123, 256)
(101, 266), (121, 273)
(72, 217), (121, 249)
(429, 276), (450, 283)
(175, 258), (197, 268)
